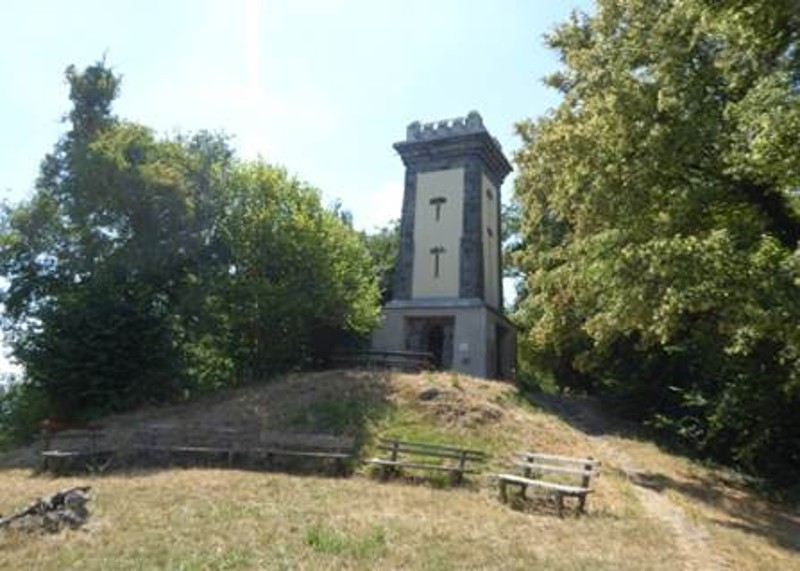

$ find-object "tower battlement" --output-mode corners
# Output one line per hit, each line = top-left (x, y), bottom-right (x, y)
(406, 111), (497, 144)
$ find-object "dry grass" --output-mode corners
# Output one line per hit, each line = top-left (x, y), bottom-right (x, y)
(525, 393), (800, 571)
(0, 468), (673, 571)
(612, 437), (800, 571)
(0, 369), (797, 570)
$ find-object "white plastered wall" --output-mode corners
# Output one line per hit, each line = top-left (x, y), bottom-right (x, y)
(412, 168), (464, 298)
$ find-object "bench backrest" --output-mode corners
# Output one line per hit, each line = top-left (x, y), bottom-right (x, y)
(133, 423), (355, 453)
(133, 423), (184, 448)
(515, 452), (600, 489)
(258, 431), (356, 453)
(332, 350), (433, 372)
(42, 427), (106, 452)
(379, 438), (486, 462)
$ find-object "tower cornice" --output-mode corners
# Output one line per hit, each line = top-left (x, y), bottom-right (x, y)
(393, 112), (512, 187)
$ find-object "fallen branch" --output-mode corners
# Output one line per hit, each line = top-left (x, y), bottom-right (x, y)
(0, 486), (92, 533)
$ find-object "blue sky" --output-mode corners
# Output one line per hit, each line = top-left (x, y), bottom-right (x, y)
(0, 0), (593, 372)
(1, 0), (592, 230)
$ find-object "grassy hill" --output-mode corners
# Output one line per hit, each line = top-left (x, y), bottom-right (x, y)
(0, 370), (798, 570)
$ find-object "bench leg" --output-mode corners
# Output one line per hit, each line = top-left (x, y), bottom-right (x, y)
(499, 481), (528, 504)
(86, 453), (113, 474)
(556, 493), (565, 518)
(325, 457), (348, 477)
(578, 493), (587, 515)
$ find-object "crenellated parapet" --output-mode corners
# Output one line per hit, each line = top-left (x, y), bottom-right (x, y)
(394, 111), (511, 188)
(405, 111), (487, 142)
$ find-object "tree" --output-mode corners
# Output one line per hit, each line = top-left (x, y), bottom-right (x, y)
(0, 61), (380, 425)
(211, 162), (380, 380)
(362, 220), (400, 305)
(514, 0), (800, 483)
(0, 62), (227, 418)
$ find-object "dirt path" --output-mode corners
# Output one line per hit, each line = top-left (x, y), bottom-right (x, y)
(591, 435), (730, 571)
(530, 394), (731, 571)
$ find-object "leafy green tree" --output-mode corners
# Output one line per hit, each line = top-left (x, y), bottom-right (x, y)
(212, 162), (381, 380)
(515, 0), (800, 482)
(0, 375), (50, 447)
(0, 62), (218, 418)
(0, 60), (380, 428)
(362, 220), (400, 305)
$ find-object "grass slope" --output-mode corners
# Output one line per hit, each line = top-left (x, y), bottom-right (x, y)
(0, 370), (797, 570)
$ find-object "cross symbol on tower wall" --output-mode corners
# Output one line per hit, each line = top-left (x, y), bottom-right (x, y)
(429, 197), (447, 221)
(430, 246), (446, 278)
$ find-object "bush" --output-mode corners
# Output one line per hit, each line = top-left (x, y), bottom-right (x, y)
(0, 376), (51, 447)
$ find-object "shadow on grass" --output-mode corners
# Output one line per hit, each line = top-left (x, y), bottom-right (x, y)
(632, 469), (800, 554)
(521, 390), (800, 555)
(364, 464), (485, 492)
(522, 390), (642, 439)
(500, 491), (618, 520)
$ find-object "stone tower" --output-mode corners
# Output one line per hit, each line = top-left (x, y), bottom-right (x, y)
(371, 111), (516, 379)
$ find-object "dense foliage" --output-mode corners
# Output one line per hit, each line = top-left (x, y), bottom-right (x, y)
(361, 220), (400, 305)
(514, 0), (800, 484)
(0, 62), (380, 427)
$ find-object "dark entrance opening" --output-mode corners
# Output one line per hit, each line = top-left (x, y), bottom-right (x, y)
(405, 317), (454, 370)
(495, 324), (506, 379)
(427, 325), (445, 369)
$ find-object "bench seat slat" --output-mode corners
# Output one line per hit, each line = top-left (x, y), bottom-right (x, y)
(497, 474), (592, 495)
(367, 458), (479, 474)
(516, 452), (599, 467)
(256, 449), (352, 459)
(132, 445), (351, 458)
(41, 449), (114, 458)
(166, 446), (233, 454)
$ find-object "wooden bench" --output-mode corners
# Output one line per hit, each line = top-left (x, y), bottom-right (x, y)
(249, 432), (355, 475)
(497, 452), (600, 516)
(332, 350), (433, 372)
(40, 424), (114, 473)
(132, 423), (355, 474)
(367, 438), (486, 484)
(133, 423), (242, 466)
